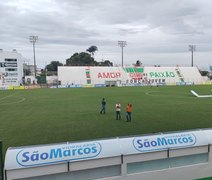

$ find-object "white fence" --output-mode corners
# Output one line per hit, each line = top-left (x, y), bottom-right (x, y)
(4, 129), (212, 180)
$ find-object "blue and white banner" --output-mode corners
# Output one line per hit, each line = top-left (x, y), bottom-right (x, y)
(5, 139), (120, 170)
(5, 130), (211, 170)
(133, 132), (196, 152)
(120, 131), (208, 155)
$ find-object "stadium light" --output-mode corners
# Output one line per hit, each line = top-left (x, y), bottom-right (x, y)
(29, 35), (38, 78)
(118, 41), (127, 67)
(188, 45), (196, 67)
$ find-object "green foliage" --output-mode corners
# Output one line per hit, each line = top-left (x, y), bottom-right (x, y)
(0, 85), (212, 156)
(24, 69), (31, 76)
(199, 70), (208, 76)
(66, 52), (113, 66)
(99, 60), (113, 66)
(208, 72), (212, 80)
(86, 45), (98, 57)
(46, 61), (63, 71)
(66, 52), (98, 66)
(135, 60), (142, 66)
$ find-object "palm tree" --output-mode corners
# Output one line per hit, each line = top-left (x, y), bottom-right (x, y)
(86, 46), (98, 58)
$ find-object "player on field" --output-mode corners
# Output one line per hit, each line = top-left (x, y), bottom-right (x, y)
(115, 103), (121, 120)
(100, 98), (106, 114)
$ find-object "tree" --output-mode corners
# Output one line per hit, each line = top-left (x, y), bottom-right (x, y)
(199, 70), (212, 80)
(24, 69), (31, 76)
(199, 70), (208, 76)
(66, 52), (113, 66)
(98, 60), (113, 66)
(208, 72), (212, 80)
(66, 52), (98, 66)
(135, 60), (142, 66)
(86, 46), (98, 58)
(46, 61), (63, 71)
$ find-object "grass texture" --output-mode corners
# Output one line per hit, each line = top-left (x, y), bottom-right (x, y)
(0, 85), (212, 155)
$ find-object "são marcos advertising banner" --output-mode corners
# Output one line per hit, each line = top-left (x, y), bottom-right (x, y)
(5, 130), (211, 170)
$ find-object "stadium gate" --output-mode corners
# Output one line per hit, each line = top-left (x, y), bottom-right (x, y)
(4, 129), (212, 180)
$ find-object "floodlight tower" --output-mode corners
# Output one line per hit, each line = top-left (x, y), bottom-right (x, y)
(29, 36), (38, 78)
(188, 45), (196, 67)
(118, 41), (127, 67)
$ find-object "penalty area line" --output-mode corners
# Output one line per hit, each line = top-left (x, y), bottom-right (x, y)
(0, 97), (26, 105)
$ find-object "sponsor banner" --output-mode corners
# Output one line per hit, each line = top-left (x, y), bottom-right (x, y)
(95, 84), (106, 87)
(125, 84), (138, 87)
(176, 82), (186, 86)
(0, 62), (17, 67)
(176, 82), (194, 86)
(204, 130), (212, 142)
(50, 84), (83, 88)
(83, 84), (94, 88)
(120, 130), (208, 155)
(185, 82), (194, 85)
(24, 85), (40, 90)
(69, 84), (83, 88)
(0, 86), (9, 90)
(8, 86), (24, 90)
(49, 86), (59, 88)
(5, 139), (120, 170)
(5, 130), (211, 170)
(157, 83), (167, 86)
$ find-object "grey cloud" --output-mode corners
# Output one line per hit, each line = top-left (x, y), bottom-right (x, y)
(1, 0), (212, 67)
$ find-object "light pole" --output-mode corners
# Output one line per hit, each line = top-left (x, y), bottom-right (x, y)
(188, 45), (196, 67)
(29, 36), (38, 78)
(118, 41), (127, 67)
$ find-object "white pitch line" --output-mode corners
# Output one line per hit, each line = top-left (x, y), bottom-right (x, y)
(145, 91), (160, 95)
(190, 90), (212, 98)
(0, 93), (18, 101)
(0, 97), (26, 105)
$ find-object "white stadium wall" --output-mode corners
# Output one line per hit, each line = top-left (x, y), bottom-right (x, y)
(178, 67), (205, 84)
(58, 66), (205, 87)
(4, 129), (212, 180)
(58, 66), (126, 87)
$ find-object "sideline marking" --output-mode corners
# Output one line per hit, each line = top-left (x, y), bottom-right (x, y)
(190, 90), (212, 98)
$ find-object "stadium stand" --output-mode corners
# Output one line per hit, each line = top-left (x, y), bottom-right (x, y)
(178, 66), (205, 84)
(58, 66), (208, 87)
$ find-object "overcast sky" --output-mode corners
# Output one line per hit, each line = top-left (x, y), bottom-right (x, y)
(0, 0), (212, 69)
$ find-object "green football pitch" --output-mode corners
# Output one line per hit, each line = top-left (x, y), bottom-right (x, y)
(0, 85), (212, 155)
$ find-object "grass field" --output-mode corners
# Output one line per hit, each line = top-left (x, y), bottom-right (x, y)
(0, 85), (212, 156)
